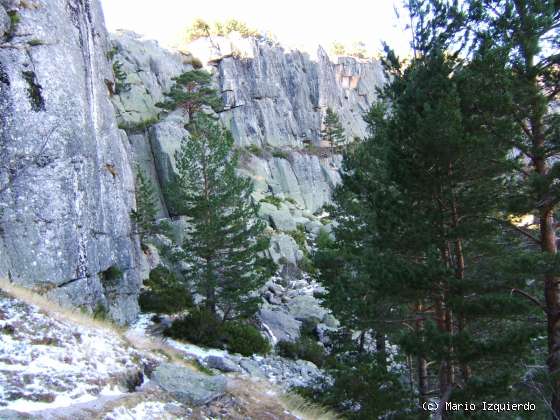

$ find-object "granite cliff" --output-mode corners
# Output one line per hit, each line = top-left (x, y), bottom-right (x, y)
(0, 0), (384, 326)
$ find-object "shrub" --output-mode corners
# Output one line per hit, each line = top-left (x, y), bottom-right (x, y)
(164, 308), (271, 355)
(92, 302), (109, 321)
(223, 321), (271, 356)
(100, 266), (123, 287)
(277, 336), (326, 367)
(260, 195), (283, 209)
(271, 149), (289, 159)
(139, 266), (192, 314)
(246, 144), (264, 157)
(287, 225), (308, 257)
(112, 61), (131, 94)
(164, 307), (224, 348)
(118, 117), (159, 133)
(298, 256), (316, 274)
(191, 57), (203, 69)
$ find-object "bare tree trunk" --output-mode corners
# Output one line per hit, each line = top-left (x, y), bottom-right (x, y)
(416, 302), (429, 403)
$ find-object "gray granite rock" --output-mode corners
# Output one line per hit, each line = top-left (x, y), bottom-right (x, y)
(259, 306), (302, 342)
(110, 30), (191, 128)
(0, 4), (9, 38)
(188, 36), (385, 148)
(268, 234), (303, 265)
(152, 362), (226, 406)
(287, 295), (328, 322)
(205, 355), (242, 373)
(0, 0), (140, 324)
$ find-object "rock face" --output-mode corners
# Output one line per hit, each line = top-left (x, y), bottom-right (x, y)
(188, 35), (384, 148)
(0, 0), (140, 323)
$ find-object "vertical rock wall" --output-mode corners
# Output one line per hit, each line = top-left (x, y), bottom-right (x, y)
(0, 0), (140, 323)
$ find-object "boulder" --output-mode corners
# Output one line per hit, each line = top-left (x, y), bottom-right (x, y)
(268, 234), (303, 265)
(259, 306), (301, 342)
(205, 355), (242, 373)
(152, 362), (227, 406)
(269, 207), (297, 231)
(239, 359), (266, 378)
(287, 294), (328, 322)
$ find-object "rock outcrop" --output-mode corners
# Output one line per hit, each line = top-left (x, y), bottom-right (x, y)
(0, 0), (140, 323)
(0, 0), (384, 326)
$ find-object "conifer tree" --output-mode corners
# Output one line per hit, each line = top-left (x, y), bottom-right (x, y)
(405, 0), (559, 414)
(156, 70), (222, 122)
(131, 168), (159, 244)
(321, 108), (346, 151)
(172, 113), (274, 320)
(314, 47), (542, 417)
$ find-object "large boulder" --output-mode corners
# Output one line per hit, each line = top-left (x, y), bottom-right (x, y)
(205, 355), (242, 373)
(268, 234), (303, 265)
(152, 363), (227, 406)
(287, 294), (328, 322)
(259, 306), (302, 343)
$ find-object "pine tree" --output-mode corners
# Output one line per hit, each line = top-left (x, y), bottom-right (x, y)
(406, 0), (559, 414)
(172, 113), (274, 320)
(314, 47), (541, 417)
(321, 108), (346, 151)
(156, 70), (222, 123)
(131, 168), (159, 244)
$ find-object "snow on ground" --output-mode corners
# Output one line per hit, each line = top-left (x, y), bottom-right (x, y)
(103, 400), (185, 420)
(0, 291), (148, 412)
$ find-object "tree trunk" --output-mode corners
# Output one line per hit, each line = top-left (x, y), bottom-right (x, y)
(416, 302), (429, 403)
(375, 331), (387, 369)
(542, 209), (560, 419)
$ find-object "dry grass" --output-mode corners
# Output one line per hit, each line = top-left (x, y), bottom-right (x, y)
(280, 392), (341, 420)
(0, 278), (204, 373)
(0, 279), (340, 418)
(0, 278), (122, 333)
(227, 378), (340, 420)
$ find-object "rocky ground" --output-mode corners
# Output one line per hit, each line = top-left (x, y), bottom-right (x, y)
(0, 286), (332, 419)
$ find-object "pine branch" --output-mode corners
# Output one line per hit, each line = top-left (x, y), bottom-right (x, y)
(487, 217), (541, 245)
(511, 288), (547, 313)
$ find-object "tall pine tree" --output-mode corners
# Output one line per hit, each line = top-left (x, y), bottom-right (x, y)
(173, 113), (274, 320)
(314, 47), (541, 417)
(407, 0), (560, 414)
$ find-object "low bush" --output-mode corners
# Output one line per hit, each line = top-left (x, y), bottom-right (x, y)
(277, 336), (326, 367)
(164, 307), (271, 356)
(139, 266), (193, 314)
(223, 321), (271, 356)
(164, 307), (223, 348)
(246, 144), (264, 157)
(271, 149), (289, 159)
(260, 195), (283, 209)
(287, 225), (308, 257)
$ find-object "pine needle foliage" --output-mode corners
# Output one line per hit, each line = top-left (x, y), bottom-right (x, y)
(321, 108), (346, 151)
(156, 70), (222, 122)
(172, 114), (275, 320)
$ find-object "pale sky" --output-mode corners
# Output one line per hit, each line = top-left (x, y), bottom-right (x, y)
(100, 0), (412, 57)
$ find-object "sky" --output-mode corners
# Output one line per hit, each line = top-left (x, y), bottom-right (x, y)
(100, 0), (412, 57)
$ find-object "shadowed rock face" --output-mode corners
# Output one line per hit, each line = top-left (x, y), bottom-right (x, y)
(0, 0), (140, 323)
